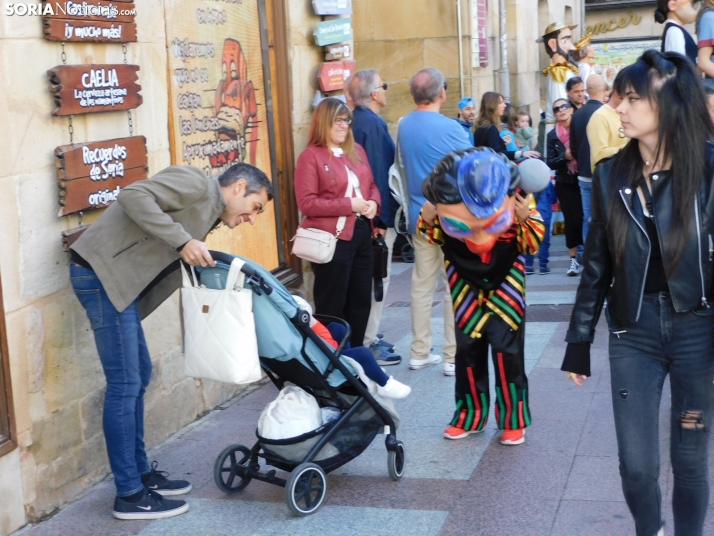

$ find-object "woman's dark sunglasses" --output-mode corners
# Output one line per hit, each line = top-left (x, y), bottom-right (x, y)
(553, 103), (571, 113)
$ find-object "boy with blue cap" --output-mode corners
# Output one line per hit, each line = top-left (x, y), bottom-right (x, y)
(454, 97), (476, 144)
(418, 148), (545, 445)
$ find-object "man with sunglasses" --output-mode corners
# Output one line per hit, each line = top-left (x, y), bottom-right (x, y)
(346, 69), (402, 365)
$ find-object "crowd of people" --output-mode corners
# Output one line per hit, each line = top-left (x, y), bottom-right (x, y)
(63, 4), (714, 531)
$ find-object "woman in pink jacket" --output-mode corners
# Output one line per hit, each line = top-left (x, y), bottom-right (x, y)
(294, 98), (381, 346)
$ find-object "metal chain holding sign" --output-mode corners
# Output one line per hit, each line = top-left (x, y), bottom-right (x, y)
(61, 42), (74, 143)
(123, 43), (134, 136)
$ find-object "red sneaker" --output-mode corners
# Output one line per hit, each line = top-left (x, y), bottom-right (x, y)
(443, 426), (482, 440)
(500, 429), (525, 445)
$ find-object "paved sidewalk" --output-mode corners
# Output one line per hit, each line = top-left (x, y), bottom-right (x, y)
(14, 235), (714, 536)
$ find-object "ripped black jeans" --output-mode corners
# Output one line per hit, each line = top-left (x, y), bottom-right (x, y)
(609, 292), (714, 536)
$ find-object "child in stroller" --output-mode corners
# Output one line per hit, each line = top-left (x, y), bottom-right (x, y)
(292, 295), (411, 399)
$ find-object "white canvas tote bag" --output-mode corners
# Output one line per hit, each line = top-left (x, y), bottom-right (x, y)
(181, 258), (261, 385)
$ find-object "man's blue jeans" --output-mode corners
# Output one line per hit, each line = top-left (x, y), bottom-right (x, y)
(578, 177), (592, 245)
(608, 293), (714, 536)
(70, 263), (151, 497)
(525, 181), (555, 271)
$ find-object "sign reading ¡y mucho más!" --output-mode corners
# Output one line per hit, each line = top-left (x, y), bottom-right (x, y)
(43, 19), (137, 43)
(313, 18), (352, 46)
(54, 135), (148, 216)
(318, 60), (356, 92)
(47, 64), (143, 116)
(312, 0), (352, 15)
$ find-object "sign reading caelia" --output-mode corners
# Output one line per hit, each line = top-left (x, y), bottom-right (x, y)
(47, 64), (143, 115)
(318, 60), (356, 92)
(42, 0), (137, 42)
(54, 136), (148, 216)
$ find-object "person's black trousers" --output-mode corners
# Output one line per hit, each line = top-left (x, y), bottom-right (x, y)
(555, 180), (584, 250)
(311, 218), (373, 347)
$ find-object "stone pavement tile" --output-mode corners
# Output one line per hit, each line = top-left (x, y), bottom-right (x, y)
(520, 418), (585, 458)
(532, 322), (569, 369)
(529, 388), (594, 422)
(529, 367), (601, 394)
(585, 391), (614, 422)
(527, 291), (576, 305)
(563, 455), (623, 501)
(19, 482), (151, 536)
(440, 496), (559, 536)
(577, 419), (618, 457)
(135, 498), (449, 536)
(550, 500), (634, 535)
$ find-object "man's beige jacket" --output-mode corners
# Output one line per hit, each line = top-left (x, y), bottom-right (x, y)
(71, 165), (227, 318)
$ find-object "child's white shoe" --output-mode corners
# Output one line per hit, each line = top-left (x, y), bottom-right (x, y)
(377, 377), (412, 399)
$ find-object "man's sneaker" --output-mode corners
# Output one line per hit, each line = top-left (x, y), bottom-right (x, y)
(377, 377), (412, 399)
(142, 461), (192, 496)
(113, 489), (189, 520)
(444, 425), (483, 440)
(374, 338), (395, 352)
(525, 266), (535, 275)
(540, 266), (551, 275)
(500, 428), (525, 445)
(443, 362), (456, 376)
(369, 343), (402, 366)
(409, 353), (442, 370)
(566, 257), (580, 277)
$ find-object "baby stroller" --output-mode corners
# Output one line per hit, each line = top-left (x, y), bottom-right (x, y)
(199, 251), (405, 516)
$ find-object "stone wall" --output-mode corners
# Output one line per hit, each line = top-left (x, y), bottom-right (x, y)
(0, 0), (266, 532)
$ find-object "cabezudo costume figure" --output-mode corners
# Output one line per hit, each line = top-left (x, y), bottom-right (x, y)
(418, 148), (545, 445)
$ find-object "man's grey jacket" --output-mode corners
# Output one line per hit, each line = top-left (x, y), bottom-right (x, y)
(71, 165), (226, 318)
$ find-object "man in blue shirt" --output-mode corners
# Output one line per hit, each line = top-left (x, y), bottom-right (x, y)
(347, 69), (401, 366)
(453, 96), (476, 144)
(399, 68), (472, 376)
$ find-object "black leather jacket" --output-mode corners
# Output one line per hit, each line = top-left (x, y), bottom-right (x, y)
(562, 145), (714, 375)
(546, 128), (577, 184)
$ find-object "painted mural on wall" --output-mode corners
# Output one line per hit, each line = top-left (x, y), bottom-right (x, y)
(165, 0), (279, 270)
(591, 39), (660, 86)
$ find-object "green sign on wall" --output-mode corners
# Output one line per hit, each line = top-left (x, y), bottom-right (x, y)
(314, 18), (352, 46)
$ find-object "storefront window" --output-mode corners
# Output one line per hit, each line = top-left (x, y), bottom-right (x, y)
(0, 271), (16, 456)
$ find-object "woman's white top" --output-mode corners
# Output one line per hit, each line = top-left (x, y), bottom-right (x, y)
(331, 147), (363, 199)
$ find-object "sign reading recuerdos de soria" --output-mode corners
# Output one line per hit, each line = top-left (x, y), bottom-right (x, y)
(42, 0), (137, 43)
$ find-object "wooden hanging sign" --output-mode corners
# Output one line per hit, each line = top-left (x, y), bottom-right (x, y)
(318, 60), (356, 92)
(312, 0), (352, 15)
(313, 18), (352, 46)
(42, 0), (136, 23)
(43, 19), (137, 43)
(324, 43), (351, 61)
(54, 136), (148, 216)
(48, 64), (142, 116)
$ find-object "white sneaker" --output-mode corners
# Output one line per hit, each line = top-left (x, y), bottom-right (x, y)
(443, 362), (455, 376)
(377, 377), (412, 399)
(567, 257), (580, 276)
(409, 353), (443, 370)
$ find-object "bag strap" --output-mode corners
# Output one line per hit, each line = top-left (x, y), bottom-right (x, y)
(335, 171), (354, 236)
(225, 258), (247, 291)
(180, 262), (200, 288)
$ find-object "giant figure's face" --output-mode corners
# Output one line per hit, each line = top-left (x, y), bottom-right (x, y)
(436, 196), (515, 259)
(548, 28), (576, 59)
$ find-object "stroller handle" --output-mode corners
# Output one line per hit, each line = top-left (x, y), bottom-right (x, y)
(208, 250), (257, 277)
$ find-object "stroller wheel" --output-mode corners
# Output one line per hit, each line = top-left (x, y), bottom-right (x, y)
(387, 440), (405, 480)
(401, 243), (415, 263)
(285, 462), (327, 516)
(214, 444), (253, 494)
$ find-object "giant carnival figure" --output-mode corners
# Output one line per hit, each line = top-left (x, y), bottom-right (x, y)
(537, 22), (578, 159)
(418, 148), (549, 446)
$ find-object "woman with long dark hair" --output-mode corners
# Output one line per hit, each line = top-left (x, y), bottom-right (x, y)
(562, 50), (714, 536)
(473, 92), (539, 160)
(547, 98), (583, 276)
(294, 98), (381, 347)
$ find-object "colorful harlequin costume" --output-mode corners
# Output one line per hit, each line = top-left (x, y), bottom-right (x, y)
(418, 148), (545, 442)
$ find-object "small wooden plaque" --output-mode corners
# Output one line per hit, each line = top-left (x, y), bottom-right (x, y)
(43, 19), (137, 43)
(47, 64), (142, 116)
(55, 136), (148, 216)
